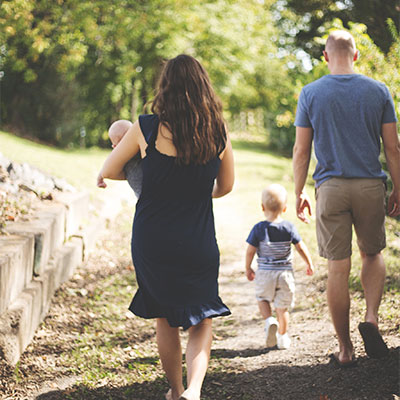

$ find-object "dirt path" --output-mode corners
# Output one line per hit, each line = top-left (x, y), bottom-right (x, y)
(1, 205), (399, 400)
(207, 261), (399, 399)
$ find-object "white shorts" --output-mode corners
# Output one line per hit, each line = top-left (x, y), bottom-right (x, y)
(255, 269), (295, 309)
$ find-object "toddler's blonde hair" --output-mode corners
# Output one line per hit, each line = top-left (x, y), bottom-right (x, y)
(261, 184), (287, 214)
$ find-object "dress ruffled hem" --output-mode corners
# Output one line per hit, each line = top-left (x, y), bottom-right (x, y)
(129, 289), (231, 330)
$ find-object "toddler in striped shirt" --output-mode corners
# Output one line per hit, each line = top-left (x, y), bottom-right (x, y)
(245, 184), (314, 349)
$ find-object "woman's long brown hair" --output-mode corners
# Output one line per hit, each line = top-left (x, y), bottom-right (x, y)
(151, 54), (227, 165)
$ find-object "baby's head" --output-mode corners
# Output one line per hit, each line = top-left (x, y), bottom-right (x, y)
(261, 184), (287, 217)
(108, 120), (133, 148)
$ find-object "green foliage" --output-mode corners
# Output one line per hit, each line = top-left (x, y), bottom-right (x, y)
(278, 0), (399, 58)
(0, 0), (293, 147)
(1, 1), (397, 151)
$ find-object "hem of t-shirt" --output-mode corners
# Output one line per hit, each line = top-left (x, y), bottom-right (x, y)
(314, 175), (387, 188)
(382, 118), (398, 124)
(294, 122), (312, 128)
(258, 266), (293, 271)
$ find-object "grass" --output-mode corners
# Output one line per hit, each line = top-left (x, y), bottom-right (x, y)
(0, 130), (111, 198)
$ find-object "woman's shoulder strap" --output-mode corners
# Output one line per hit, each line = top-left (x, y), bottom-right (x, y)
(138, 114), (159, 144)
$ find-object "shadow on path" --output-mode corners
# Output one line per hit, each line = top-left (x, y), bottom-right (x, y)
(36, 347), (399, 400)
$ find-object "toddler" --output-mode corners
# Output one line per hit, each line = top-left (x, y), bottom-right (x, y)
(98, 119), (142, 198)
(245, 183), (314, 349)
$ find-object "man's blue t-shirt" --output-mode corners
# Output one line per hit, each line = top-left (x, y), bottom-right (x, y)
(294, 74), (397, 187)
(246, 220), (301, 271)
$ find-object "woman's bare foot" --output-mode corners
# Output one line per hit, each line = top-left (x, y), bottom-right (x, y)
(165, 389), (173, 400)
(179, 389), (200, 400)
(166, 388), (185, 400)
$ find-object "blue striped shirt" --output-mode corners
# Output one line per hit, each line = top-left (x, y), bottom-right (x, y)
(246, 220), (301, 271)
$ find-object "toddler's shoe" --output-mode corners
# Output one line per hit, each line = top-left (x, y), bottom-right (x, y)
(277, 332), (291, 349)
(264, 316), (278, 347)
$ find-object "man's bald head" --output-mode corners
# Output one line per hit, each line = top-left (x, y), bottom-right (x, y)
(325, 30), (356, 59)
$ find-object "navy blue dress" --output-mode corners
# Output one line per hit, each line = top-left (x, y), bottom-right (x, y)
(129, 114), (231, 330)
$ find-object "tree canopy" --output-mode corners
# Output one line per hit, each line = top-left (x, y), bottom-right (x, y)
(1, 0), (295, 146)
(0, 0), (398, 149)
(277, 0), (399, 58)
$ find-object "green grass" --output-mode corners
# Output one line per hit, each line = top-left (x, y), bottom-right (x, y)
(0, 130), (110, 197)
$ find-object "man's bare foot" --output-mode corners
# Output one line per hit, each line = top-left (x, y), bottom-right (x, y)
(330, 352), (357, 368)
(336, 343), (355, 364)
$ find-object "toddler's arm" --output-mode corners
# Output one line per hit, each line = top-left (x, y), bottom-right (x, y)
(245, 244), (257, 281)
(294, 241), (314, 275)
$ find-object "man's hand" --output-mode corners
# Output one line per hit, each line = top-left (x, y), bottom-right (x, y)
(296, 191), (312, 223)
(97, 173), (107, 188)
(387, 189), (400, 217)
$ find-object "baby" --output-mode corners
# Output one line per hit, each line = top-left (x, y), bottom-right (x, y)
(98, 119), (142, 198)
(245, 183), (314, 349)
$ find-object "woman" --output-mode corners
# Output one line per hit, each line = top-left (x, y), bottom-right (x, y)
(98, 54), (234, 400)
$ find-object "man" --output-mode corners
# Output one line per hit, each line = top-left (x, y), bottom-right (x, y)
(292, 30), (400, 367)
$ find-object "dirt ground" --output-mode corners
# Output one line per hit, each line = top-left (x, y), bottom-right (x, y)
(0, 208), (399, 400)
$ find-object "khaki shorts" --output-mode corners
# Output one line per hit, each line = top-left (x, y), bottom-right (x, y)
(255, 269), (295, 309)
(316, 178), (386, 260)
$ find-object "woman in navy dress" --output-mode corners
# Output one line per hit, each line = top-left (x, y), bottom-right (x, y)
(98, 55), (234, 400)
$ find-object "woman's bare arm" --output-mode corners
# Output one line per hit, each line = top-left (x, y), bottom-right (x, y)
(98, 121), (145, 185)
(212, 134), (234, 198)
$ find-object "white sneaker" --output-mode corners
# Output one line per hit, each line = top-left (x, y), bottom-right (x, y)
(264, 316), (278, 347)
(277, 332), (291, 349)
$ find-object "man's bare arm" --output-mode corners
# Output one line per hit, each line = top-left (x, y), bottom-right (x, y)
(382, 122), (400, 217)
(293, 126), (313, 223)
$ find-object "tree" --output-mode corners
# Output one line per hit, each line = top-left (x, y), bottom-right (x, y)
(1, 0), (294, 147)
(275, 0), (400, 58)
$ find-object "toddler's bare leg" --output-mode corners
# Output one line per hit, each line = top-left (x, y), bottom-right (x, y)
(275, 308), (289, 334)
(258, 300), (272, 319)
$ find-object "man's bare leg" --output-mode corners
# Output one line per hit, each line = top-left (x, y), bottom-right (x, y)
(360, 251), (385, 327)
(327, 257), (354, 363)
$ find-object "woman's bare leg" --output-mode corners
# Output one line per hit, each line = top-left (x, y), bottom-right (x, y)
(156, 318), (185, 400)
(180, 318), (213, 400)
